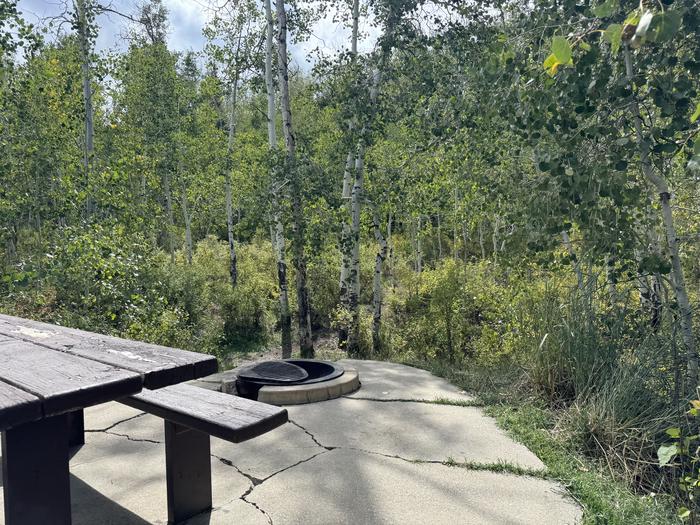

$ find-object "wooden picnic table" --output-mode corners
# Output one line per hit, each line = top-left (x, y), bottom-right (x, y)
(0, 313), (218, 525)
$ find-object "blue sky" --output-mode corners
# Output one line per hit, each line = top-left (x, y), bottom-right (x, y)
(17, 0), (377, 71)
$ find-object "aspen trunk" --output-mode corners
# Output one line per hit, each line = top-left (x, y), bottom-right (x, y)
(264, 0), (291, 358)
(224, 44), (242, 287)
(387, 211), (394, 288)
(163, 171), (175, 263)
(338, 0), (360, 349)
(277, 0), (313, 356)
(492, 216), (499, 262)
(415, 216), (423, 273)
(371, 210), (388, 355)
(181, 178), (193, 265)
(347, 143), (365, 354)
(624, 46), (696, 391)
(75, 0), (94, 216)
(478, 222), (486, 260)
(338, 151), (355, 349)
(224, 170), (237, 284)
(437, 213), (443, 259)
(461, 222), (468, 263)
(453, 188), (459, 261)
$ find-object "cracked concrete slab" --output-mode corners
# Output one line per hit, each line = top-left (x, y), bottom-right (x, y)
(70, 432), (251, 525)
(96, 408), (325, 481)
(0, 359), (579, 524)
(0, 431), (254, 525)
(339, 359), (474, 402)
(84, 402), (145, 431)
(182, 499), (269, 525)
(287, 397), (545, 469)
(211, 423), (325, 480)
(249, 448), (580, 525)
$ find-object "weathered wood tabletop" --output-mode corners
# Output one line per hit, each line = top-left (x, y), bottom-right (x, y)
(0, 314), (219, 525)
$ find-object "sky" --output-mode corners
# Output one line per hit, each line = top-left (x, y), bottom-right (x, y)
(17, 0), (378, 72)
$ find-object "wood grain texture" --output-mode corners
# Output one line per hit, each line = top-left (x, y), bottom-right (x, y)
(0, 340), (142, 416)
(0, 380), (42, 431)
(122, 383), (288, 443)
(0, 314), (217, 388)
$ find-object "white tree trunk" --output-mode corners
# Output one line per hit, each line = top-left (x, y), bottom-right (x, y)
(163, 171), (175, 263)
(224, 73), (240, 286)
(437, 213), (443, 259)
(371, 209), (388, 355)
(264, 0), (291, 358)
(478, 222), (486, 260)
(277, 0), (313, 356)
(624, 46), (696, 391)
(181, 178), (193, 264)
(338, 0), (361, 349)
(339, 149), (355, 335)
(75, 0), (94, 216)
(415, 216), (423, 273)
(347, 143), (365, 353)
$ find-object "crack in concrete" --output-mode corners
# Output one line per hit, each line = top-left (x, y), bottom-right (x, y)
(213, 455), (263, 486)
(85, 412), (148, 433)
(241, 488), (273, 525)
(341, 396), (482, 407)
(287, 419), (546, 481)
(102, 430), (161, 444)
(342, 446), (548, 479)
(288, 420), (335, 450)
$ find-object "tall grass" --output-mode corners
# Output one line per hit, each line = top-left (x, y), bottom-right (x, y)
(519, 279), (682, 494)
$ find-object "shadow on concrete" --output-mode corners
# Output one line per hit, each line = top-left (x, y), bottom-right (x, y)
(70, 475), (153, 525)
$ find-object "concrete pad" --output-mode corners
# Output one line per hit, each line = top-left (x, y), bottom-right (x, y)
(339, 359), (474, 401)
(84, 401), (145, 431)
(0, 431), (254, 525)
(70, 432), (251, 525)
(249, 448), (581, 525)
(211, 422), (326, 480)
(90, 406), (324, 481)
(183, 499), (269, 525)
(287, 397), (544, 469)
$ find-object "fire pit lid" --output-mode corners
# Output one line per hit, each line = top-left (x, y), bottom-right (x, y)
(237, 361), (309, 384)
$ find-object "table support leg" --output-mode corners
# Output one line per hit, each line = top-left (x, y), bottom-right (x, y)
(164, 421), (212, 524)
(2, 414), (72, 525)
(68, 409), (85, 448)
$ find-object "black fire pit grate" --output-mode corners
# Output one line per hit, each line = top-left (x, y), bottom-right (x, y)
(237, 361), (308, 384)
(235, 359), (345, 400)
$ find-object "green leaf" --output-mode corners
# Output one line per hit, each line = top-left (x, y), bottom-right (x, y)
(658, 443), (678, 466)
(592, 0), (618, 18)
(678, 507), (691, 519)
(543, 53), (560, 77)
(603, 24), (622, 54)
(666, 427), (681, 439)
(551, 36), (572, 65)
(691, 102), (700, 123)
(580, 41), (591, 51)
(648, 11), (681, 43)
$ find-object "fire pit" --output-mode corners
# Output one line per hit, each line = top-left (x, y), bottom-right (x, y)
(235, 359), (359, 405)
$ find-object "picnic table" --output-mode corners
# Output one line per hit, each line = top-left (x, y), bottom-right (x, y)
(0, 313), (286, 525)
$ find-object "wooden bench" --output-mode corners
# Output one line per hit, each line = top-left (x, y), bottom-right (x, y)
(73, 383), (288, 524)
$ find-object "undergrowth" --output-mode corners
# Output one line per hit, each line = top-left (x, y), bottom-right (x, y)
(410, 359), (680, 524)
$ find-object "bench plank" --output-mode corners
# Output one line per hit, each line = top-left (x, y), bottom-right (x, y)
(0, 380), (43, 431)
(121, 383), (288, 443)
(0, 340), (142, 416)
(0, 314), (217, 388)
